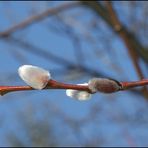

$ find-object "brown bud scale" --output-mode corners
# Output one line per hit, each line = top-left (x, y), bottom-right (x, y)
(88, 78), (122, 93)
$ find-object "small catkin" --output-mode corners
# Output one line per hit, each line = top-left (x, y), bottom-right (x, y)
(66, 83), (92, 101)
(88, 78), (122, 93)
(18, 65), (50, 90)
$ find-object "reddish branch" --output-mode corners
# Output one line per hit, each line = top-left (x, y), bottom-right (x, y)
(121, 79), (148, 90)
(105, 1), (144, 80)
(0, 79), (90, 96)
(105, 1), (148, 97)
(81, 1), (148, 97)
(0, 79), (147, 96)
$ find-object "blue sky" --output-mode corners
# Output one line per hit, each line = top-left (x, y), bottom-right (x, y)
(0, 1), (148, 146)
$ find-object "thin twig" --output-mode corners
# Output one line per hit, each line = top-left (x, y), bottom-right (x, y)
(0, 79), (148, 96)
(120, 79), (148, 90)
(0, 79), (91, 96)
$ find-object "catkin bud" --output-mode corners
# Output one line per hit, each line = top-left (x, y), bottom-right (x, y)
(88, 78), (122, 93)
(66, 83), (92, 101)
(18, 65), (51, 90)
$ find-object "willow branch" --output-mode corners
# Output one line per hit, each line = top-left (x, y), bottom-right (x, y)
(0, 79), (148, 97)
(0, 79), (91, 96)
(120, 79), (148, 90)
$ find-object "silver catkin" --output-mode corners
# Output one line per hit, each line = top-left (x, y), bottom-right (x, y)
(88, 78), (122, 93)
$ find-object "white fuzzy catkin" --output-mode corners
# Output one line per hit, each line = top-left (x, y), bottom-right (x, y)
(18, 65), (51, 89)
(66, 83), (91, 101)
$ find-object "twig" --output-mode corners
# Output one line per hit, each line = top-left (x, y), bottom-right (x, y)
(0, 79), (91, 96)
(120, 79), (148, 90)
(0, 79), (147, 96)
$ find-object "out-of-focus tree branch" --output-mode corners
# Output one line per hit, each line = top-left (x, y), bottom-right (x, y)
(80, 1), (148, 98)
(104, 2), (143, 79)
(104, 1), (148, 97)
(3, 36), (107, 78)
(80, 1), (148, 63)
(0, 2), (79, 38)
